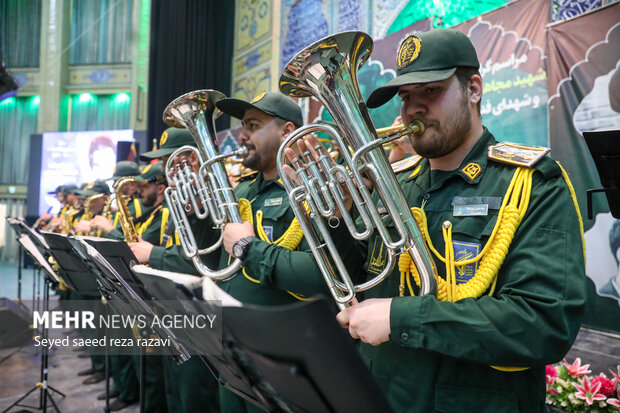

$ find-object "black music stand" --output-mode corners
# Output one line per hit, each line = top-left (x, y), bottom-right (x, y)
(65, 238), (393, 412)
(4, 221), (66, 413)
(65, 236), (191, 413)
(583, 130), (620, 219)
(129, 267), (394, 413)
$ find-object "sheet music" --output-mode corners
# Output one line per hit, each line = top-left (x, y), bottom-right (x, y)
(131, 265), (242, 307)
(17, 234), (60, 283)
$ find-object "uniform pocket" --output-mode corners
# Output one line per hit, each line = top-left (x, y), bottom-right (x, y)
(435, 384), (519, 413)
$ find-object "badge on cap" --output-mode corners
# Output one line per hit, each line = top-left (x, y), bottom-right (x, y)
(142, 164), (152, 174)
(86, 182), (94, 189)
(397, 35), (422, 69)
(159, 131), (168, 147)
(251, 91), (266, 104)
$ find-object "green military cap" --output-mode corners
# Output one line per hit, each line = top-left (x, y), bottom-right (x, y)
(47, 185), (63, 195)
(110, 161), (141, 180)
(74, 181), (111, 197)
(140, 128), (195, 161)
(367, 29), (480, 108)
(135, 161), (166, 185)
(217, 91), (303, 127)
(61, 185), (78, 195)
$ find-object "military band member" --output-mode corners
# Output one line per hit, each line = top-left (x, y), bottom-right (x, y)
(325, 29), (586, 412)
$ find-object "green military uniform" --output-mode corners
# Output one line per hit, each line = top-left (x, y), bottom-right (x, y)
(215, 174), (330, 412)
(138, 128), (221, 413)
(347, 129), (587, 412)
(348, 28), (588, 412)
(216, 172), (328, 304)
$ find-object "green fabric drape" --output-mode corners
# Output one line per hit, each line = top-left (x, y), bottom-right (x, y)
(387, 0), (509, 33)
(69, 0), (133, 65)
(0, 96), (39, 184)
(0, 0), (41, 67)
(69, 93), (130, 131)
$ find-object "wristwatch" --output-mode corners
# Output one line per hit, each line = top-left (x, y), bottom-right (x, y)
(231, 236), (253, 261)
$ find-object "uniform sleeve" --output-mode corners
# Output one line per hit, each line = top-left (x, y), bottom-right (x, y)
(389, 171), (587, 366)
(149, 245), (201, 275)
(242, 236), (329, 297)
(104, 228), (125, 241)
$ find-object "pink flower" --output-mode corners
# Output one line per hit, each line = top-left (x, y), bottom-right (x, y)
(591, 375), (616, 396)
(610, 366), (620, 386)
(574, 375), (606, 405)
(546, 365), (558, 378)
(608, 398), (620, 408)
(563, 357), (591, 377)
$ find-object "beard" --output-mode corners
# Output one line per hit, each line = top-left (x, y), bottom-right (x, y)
(409, 92), (472, 159)
(241, 141), (279, 173)
(141, 190), (158, 207)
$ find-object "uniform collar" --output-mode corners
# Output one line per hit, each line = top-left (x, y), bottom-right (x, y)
(406, 127), (496, 186)
(253, 172), (286, 191)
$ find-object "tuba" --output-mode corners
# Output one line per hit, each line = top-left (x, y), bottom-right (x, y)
(278, 31), (438, 308)
(162, 90), (247, 281)
(114, 177), (139, 242)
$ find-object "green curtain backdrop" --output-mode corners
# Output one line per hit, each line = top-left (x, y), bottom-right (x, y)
(387, 0), (510, 33)
(0, 0), (41, 67)
(69, 93), (131, 131)
(69, 0), (133, 65)
(0, 96), (39, 184)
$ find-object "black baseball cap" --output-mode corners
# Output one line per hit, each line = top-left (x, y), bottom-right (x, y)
(217, 91), (303, 127)
(367, 29), (480, 108)
(140, 128), (195, 161)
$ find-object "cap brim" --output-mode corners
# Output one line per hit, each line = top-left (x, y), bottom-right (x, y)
(366, 68), (457, 108)
(139, 147), (176, 161)
(216, 98), (256, 120)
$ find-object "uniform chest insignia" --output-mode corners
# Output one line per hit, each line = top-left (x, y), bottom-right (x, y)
(461, 162), (482, 182)
(391, 155), (422, 173)
(264, 197), (283, 207)
(453, 241), (481, 284)
(488, 142), (550, 167)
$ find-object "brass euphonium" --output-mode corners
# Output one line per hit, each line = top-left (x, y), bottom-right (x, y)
(278, 31), (438, 308)
(162, 90), (247, 281)
(114, 177), (139, 242)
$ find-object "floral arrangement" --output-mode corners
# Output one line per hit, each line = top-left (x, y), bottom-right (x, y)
(546, 358), (620, 412)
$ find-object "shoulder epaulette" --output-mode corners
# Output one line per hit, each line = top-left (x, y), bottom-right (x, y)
(391, 155), (423, 173)
(235, 170), (259, 183)
(488, 142), (550, 168)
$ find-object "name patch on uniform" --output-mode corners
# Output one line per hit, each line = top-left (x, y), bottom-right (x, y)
(264, 197), (283, 207)
(453, 204), (488, 217)
(453, 241), (480, 284)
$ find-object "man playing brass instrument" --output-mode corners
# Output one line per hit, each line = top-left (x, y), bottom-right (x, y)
(131, 92), (329, 413)
(294, 29), (587, 412)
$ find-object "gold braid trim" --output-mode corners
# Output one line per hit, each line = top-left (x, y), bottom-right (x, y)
(237, 198), (308, 300)
(398, 167), (534, 302)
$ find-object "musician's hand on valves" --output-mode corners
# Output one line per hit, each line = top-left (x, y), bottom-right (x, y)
(336, 298), (392, 346)
(128, 236), (154, 263)
(74, 220), (92, 233)
(282, 134), (354, 217)
(91, 215), (115, 234)
(223, 221), (255, 255)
